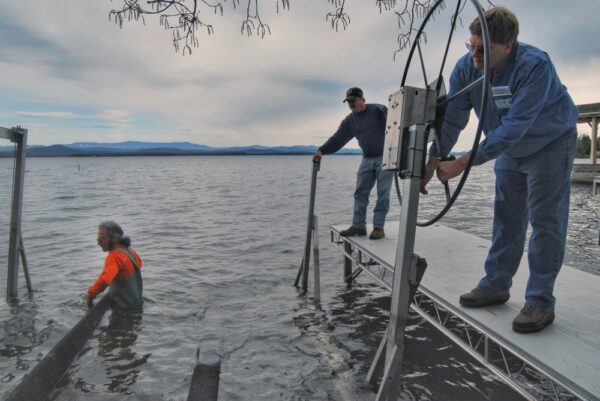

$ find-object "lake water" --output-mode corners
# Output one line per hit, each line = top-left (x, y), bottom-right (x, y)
(0, 156), (598, 400)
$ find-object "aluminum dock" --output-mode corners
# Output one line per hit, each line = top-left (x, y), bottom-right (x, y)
(331, 223), (600, 401)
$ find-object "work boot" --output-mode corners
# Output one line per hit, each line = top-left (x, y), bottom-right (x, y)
(369, 228), (385, 240)
(459, 287), (510, 307)
(512, 304), (555, 333)
(340, 226), (367, 237)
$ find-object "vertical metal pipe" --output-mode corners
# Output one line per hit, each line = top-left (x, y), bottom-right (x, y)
(591, 117), (598, 165)
(302, 161), (319, 292)
(312, 215), (321, 300)
(344, 241), (352, 288)
(19, 235), (33, 295)
(7, 128), (27, 299)
(294, 258), (304, 288)
(380, 125), (427, 401)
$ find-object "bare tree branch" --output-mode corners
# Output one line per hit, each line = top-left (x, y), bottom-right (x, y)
(325, 0), (350, 32)
(107, 0), (496, 56)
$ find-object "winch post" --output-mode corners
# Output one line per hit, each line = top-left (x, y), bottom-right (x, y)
(373, 86), (436, 400)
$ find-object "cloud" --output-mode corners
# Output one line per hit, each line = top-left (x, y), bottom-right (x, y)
(14, 111), (76, 119)
(0, 0), (598, 149)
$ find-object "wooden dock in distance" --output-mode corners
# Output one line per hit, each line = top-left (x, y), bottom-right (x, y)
(331, 222), (600, 401)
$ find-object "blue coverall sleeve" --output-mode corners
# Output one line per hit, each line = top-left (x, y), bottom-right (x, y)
(472, 60), (552, 165)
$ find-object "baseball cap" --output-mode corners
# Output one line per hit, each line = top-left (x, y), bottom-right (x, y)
(343, 87), (363, 103)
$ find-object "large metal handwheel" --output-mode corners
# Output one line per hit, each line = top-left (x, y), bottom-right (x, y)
(394, 0), (492, 227)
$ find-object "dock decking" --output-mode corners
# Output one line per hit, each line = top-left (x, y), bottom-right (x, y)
(331, 223), (600, 401)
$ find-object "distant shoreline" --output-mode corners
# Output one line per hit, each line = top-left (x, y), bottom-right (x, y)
(0, 151), (363, 158)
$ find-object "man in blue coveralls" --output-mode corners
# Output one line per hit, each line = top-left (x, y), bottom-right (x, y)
(421, 7), (578, 333)
(313, 87), (393, 240)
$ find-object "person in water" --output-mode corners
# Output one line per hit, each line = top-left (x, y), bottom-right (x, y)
(87, 221), (143, 310)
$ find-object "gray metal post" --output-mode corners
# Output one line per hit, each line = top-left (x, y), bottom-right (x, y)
(301, 160), (320, 292)
(592, 117), (598, 165)
(20, 235), (33, 295)
(376, 125), (428, 401)
(344, 241), (352, 288)
(312, 215), (321, 300)
(7, 127), (27, 299)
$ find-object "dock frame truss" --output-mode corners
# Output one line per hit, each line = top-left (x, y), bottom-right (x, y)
(331, 230), (586, 401)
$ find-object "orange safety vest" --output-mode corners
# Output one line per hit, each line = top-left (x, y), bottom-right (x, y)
(87, 247), (143, 308)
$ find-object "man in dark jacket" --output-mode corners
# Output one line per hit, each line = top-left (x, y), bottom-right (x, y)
(313, 87), (393, 240)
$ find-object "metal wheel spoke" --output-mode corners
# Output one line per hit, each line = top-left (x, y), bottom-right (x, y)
(436, 0), (464, 91)
(439, 75), (484, 107)
(417, 40), (428, 87)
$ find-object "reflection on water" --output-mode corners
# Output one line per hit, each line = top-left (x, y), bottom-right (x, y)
(0, 156), (596, 400)
(96, 309), (148, 394)
(48, 308), (149, 400)
(0, 298), (56, 382)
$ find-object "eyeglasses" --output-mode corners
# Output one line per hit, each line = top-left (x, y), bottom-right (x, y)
(465, 40), (486, 54)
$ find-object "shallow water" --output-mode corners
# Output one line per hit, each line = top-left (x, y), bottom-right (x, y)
(0, 155), (598, 400)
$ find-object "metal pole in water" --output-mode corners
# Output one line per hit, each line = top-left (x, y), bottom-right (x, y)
(375, 125), (429, 401)
(313, 215), (321, 300)
(344, 242), (353, 289)
(301, 160), (320, 292)
(7, 127), (27, 299)
(19, 235), (33, 295)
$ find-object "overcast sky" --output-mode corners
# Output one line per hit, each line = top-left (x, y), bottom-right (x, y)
(0, 0), (598, 150)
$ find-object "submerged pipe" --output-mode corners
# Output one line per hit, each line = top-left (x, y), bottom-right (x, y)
(187, 350), (221, 401)
(5, 294), (111, 401)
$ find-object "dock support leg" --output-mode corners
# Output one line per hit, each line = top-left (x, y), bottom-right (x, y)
(368, 335), (387, 385)
(294, 258), (304, 288)
(591, 117), (597, 166)
(344, 241), (353, 289)
(312, 215), (321, 300)
(19, 235), (33, 295)
(7, 127), (28, 299)
(375, 345), (402, 401)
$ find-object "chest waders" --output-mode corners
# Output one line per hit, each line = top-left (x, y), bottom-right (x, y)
(109, 248), (143, 310)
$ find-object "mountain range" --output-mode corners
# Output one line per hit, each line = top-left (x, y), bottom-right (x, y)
(0, 141), (362, 157)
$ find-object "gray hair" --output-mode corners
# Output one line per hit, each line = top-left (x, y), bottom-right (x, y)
(470, 6), (519, 45)
(98, 221), (131, 247)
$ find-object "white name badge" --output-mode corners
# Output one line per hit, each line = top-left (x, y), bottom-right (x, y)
(492, 86), (513, 109)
